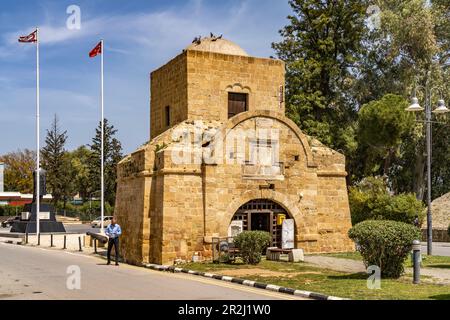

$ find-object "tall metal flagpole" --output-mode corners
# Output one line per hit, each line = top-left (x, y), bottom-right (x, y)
(100, 39), (104, 233)
(425, 84), (433, 255)
(36, 27), (40, 236)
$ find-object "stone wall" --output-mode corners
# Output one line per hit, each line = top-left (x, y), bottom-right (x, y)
(186, 50), (285, 121)
(116, 112), (354, 265)
(150, 53), (188, 139)
(116, 46), (354, 266)
(150, 50), (285, 139)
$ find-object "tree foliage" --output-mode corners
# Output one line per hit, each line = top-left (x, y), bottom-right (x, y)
(349, 176), (425, 225)
(355, 0), (450, 199)
(69, 146), (94, 201)
(88, 118), (123, 206)
(272, 0), (368, 152)
(0, 149), (35, 193)
(276, 0), (450, 201)
(357, 94), (414, 177)
(41, 115), (74, 207)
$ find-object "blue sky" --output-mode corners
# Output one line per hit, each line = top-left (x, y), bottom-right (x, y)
(0, 0), (291, 155)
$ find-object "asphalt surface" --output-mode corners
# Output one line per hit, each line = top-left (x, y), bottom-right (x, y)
(0, 242), (306, 300)
(421, 242), (450, 257)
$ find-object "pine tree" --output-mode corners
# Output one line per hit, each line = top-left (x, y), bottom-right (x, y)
(88, 118), (123, 206)
(41, 115), (72, 206)
(272, 0), (368, 151)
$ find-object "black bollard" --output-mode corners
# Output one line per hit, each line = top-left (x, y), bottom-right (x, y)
(94, 238), (97, 254)
(25, 232), (28, 244)
(50, 234), (54, 247)
(412, 239), (421, 284)
(37, 233), (40, 246)
(63, 235), (67, 250)
(78, 236), (82, 252)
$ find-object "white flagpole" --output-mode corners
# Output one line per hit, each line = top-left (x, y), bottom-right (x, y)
(36, 27), (40, 236)
(100, 39), (104, 233)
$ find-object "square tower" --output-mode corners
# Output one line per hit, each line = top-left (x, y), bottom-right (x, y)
(150, 37), (286, 139)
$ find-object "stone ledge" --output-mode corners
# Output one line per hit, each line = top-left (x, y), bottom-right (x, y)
(317, 171), (348, 177)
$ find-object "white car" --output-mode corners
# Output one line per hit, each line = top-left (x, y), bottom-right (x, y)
(91, 216), (113, 228)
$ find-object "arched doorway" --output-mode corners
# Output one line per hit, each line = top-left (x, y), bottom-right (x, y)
(230, 199), (294, 248)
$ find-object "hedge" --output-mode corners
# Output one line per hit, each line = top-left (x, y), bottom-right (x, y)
(0, 205), (23, 217)
(233, 231), (271, 265)
(348, 220), (421, 278)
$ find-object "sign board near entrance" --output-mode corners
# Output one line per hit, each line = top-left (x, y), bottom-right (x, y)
(228, 220), (244, 237)
(282, 219), (294, 249)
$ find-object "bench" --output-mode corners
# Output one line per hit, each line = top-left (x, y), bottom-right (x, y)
(266, 247), (304, 262)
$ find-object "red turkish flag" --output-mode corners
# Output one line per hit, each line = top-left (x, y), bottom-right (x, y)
(18, 30), (37, 43)
(89, 41), (102, 58)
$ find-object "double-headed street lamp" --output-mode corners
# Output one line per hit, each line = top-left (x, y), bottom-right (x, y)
(405, 82), (449, 255)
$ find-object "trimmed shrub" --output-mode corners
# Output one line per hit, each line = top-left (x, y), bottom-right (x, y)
(233, 231), (271, 265)
(348, 220), (421, 278)
(0, 205), (23, 217)
(349, 177), (425, 225)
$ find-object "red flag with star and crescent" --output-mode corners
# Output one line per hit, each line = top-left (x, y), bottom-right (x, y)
(18, 30), (37, 43)
(89, 41), (102, 58)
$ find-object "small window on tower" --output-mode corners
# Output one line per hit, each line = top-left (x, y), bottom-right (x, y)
(164, 106), (171, 127)
(228, 93), (248, 118)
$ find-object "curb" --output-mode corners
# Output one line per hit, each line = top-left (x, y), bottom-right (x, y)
(142, 263), (347, 300)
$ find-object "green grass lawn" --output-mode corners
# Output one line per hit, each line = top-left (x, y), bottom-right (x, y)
(180, 259), (450, 300)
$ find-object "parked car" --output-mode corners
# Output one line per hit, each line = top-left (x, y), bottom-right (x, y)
(1, 216), (20, 228)
(90, 216), (113, 228)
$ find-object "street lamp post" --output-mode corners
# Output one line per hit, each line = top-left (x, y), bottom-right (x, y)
(406, 81), (449, 256)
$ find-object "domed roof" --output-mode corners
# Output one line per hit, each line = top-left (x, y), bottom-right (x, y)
(185, 36), (249, 56)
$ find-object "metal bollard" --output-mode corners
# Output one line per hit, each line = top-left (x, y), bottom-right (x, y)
(50, 234), (54, 247)
(412, 239), (421, 284)
(37, 233), (40, 246)
(63, 235), (67, 250)
(94, 238), (97, 254)
(78, 236), (82, 252)
(25, 232), (28, 244)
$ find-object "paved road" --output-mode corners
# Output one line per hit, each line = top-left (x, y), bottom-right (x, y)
(421, 242), (450, 257)
(0, 243), (305, 300)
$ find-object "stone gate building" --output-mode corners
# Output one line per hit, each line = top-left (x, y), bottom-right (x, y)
(115, 37), (354, 265)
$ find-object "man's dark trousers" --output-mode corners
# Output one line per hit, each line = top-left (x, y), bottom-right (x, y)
(107, 237), (119, 264)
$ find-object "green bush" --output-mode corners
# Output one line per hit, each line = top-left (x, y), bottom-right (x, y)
(54, 200), (113, 221)
(349, 177), (425, 225)
(348, 220), (421, 278)
(0, 205), (23, 216)
(233, 231), (271, 265)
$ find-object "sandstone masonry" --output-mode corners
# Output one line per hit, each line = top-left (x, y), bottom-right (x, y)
(115, 38), (354, 265)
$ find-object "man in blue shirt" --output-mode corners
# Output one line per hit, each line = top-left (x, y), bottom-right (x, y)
(105, 217), (122, 266)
